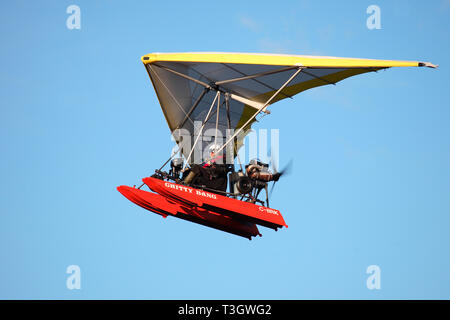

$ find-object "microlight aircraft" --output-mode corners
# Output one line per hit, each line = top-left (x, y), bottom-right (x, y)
(118, 52), (436, 239)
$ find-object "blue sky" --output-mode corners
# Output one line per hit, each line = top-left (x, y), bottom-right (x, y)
(1, 0), (449, 299)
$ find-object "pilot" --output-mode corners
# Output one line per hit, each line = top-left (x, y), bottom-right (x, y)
(246, 158), (281, 182)
(183, 144), (229, 192)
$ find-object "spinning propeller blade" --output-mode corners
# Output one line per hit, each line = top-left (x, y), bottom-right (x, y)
(268, 160), (293, 200)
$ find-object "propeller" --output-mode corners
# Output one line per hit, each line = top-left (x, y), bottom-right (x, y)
(268, 159), (293, 199)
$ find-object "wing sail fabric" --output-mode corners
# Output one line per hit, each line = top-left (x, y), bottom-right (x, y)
(142, 52), (436, 162)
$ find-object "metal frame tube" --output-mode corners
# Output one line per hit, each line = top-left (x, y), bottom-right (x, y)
(215, 66), (298, 85)
(178, 87), (210, 129)
(225, 94), (243, 171)
(182, 91), (220, 170)
(214, 92), (221, 147)
(154, 64), (211, 89)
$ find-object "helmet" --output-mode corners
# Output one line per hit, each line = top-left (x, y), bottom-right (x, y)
(209, 143), (225, 155)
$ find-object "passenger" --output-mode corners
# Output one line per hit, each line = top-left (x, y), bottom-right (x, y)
(183, 144), (229, 192)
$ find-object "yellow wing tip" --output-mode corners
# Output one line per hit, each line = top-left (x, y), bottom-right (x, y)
(419, 61), (438, 68)
(141, 54), (157, 64)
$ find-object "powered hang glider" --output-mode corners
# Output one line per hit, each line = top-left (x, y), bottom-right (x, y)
(117, 52), (436, 240)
